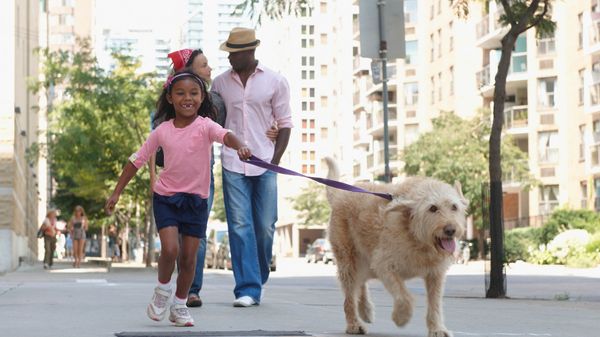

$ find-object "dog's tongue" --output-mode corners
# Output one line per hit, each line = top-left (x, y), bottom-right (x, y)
(440, 238), (456, 253)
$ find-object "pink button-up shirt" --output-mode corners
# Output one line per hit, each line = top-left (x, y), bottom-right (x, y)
(130, 117), (229, 198)
(212, 62), (293, 176)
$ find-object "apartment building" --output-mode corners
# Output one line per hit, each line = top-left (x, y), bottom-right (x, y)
(475, 0), (594, 228)
(351, 0), (483, 182)
(0, 0), (43, 273)
(46, 0), (93, 52)
(258, 1), (354, 257)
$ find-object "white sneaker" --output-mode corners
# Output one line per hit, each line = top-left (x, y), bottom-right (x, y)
(169, 304), (194, 327)
(233, 295), (257, 307)
(146, 287), (171, 321)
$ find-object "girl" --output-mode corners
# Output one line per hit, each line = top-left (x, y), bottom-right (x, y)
(105, 70), (251, 327)
(68, 205), (88, 268)
(40, 209), (58, 269)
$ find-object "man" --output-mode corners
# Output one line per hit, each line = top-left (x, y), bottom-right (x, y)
(212, 27), (292, 307)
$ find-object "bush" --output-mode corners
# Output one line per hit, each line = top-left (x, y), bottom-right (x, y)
(504, 227), (542, 262)
(541, 209), (600, 244)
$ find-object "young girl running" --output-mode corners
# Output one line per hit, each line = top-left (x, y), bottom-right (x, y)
(105, 70), (251, 327)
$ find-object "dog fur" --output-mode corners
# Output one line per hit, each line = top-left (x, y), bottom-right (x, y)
(324, 158), (468, 337)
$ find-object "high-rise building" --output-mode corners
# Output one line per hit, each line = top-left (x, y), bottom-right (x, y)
(1, 0), (43, 273)
(178, 0), (253, 76)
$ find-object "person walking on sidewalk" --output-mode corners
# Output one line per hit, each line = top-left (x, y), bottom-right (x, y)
(105, 70), (252, 327)
(68, 205), (88, 268)
(40, 209), (59, 269)
(165, 48), (279, 308)
(212, 27), (293, 307)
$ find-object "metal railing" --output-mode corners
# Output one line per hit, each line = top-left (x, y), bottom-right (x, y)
(476, 64), (491, 88)
(504, 105), (528, 129)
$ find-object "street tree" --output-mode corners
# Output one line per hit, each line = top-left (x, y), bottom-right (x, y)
(287, 182), (331, 227)
(402, 110), (536, 258)
(234, 0), (310, 25)
(32, 40), (159, 263)
(453, 0), (555, 298)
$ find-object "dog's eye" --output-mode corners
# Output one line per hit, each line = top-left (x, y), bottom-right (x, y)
(428, 205), (438, 213)
(451, 204), (458, 211)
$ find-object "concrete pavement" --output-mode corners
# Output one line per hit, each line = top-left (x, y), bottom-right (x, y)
(0, 258), (598, 337)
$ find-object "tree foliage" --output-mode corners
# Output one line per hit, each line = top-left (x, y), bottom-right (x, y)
(33, 39), (160, 227)
(234, 0), (311, 25)
(402, 110), (535, 226)
(287, 181), (331, 227)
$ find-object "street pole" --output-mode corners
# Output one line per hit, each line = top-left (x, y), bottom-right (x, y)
(377, 0), (391, 183)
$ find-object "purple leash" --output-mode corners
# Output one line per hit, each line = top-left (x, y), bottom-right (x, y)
(244, 155), (393, 201)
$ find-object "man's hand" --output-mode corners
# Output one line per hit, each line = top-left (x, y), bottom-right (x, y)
(266, 125), (279, 142)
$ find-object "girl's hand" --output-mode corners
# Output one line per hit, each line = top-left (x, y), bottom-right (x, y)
(266, 125), (279, 141)
(105, 194), (120, 215)
(237, 146), (252, 161)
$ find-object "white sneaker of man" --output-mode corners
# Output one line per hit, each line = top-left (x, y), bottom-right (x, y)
(233, 295), (257, 307)
(146, 287), (171, 321)
(169, 303), (194, 327)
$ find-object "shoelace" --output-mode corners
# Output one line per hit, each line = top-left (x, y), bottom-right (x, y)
(173, 306), (191, 318)
(154, 292), (169, 308)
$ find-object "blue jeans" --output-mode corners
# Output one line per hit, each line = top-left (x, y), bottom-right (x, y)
(222, 168), (277, 303)
(188, 156), (214, 295)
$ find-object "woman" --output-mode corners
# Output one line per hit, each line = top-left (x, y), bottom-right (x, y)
(40, 209), (58, 269)
(68, 205), (89, 268)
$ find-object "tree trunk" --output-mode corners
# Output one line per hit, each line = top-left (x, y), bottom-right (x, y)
(487, 33), (517, 299)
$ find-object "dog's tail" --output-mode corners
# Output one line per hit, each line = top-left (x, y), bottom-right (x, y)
(324, 157), (339, 202)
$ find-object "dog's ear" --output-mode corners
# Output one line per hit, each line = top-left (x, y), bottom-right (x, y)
(384, 198), (415, 221)
(453, 180), (470, 208)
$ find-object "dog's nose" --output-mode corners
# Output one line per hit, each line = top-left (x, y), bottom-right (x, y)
(443, 225), (456, 237)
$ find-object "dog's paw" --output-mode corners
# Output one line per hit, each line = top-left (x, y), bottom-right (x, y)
(391, 300), (412, 327)
(358, 300), (374, 323)
(429, 328), (453, 337)
(346, 323), (367, 334)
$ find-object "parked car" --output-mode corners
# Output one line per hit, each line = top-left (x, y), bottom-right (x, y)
(213, 231), (277, 272)
(306, 238), (334, 264)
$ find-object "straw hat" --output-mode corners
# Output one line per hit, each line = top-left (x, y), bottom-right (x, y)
(220, 27), (261, 52)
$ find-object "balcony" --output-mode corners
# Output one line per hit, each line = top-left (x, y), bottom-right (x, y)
(475, 7), (508, 49)
(478, 53), (528, 98)
(504, 105), (528, 134)
(376, 146), (399, 166)
(586, 71), (600, 114)
(353, 56), (370, 75)
(476, 64), (492, 91)
(586, 13), (600, 55)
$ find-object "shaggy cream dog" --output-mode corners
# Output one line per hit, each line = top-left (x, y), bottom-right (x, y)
(324, 158), (468, 337)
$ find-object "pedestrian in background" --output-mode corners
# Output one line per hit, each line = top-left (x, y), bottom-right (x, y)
(212, 27), (293, 307)
(40, 209), (59, 269)
(105, 70), (252, 327)
(165, 48), (279, 308)
(68, 205), (88, 268)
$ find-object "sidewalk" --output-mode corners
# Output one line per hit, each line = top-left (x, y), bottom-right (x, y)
(0, 258), (598, 337)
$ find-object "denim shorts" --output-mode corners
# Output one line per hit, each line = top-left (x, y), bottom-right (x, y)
(153, 192), (208, 238)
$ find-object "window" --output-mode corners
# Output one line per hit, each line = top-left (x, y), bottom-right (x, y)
(309, 70), (315, 80)
(538, 131), (559, 164)
(320, 1), (327, 14)
(321, 96), (328, 108)
(430, 76), (435, 104)
(321, 33), (328, 45)
(301, 56), (307, 66)
(302, 164), (308, 173)
(309, 88), (315, 98)
(449, 21), (454, 51)
(301, 70), (307, 79)
(310, 151), (315, 160)
(430, 34), (435, 61)
(581, 181), (588, 209)
(309, 102), (315, 111)
(579, 69), (585, 106)
(310, 165), (315, 174)
(437, 72), (442, 101)
(405, 40), (418, 65)
(404, 124), (419, 145)
(302, 101), (308, 111)
(302, 133), (307, 142)
(404, 82), (418, 106)
(437, 29), (442, 58)
(309, 57), (315, 66)
(537, 32), (555, 55)
(539, 185), (559, 215)
(302, 119), (307, 128)
(578, 13), (583, 49)
(321, 128), (328, 140)
(580, 125), (586, 161)
(301, 88), (307, 97)
(310, 119), (315, 128)
(404, 0), (417, 24)
(302, 151), (307, 160)
(310, 133), (315, 142)
(449, 66), (454, 96)
(321, 65), (328, 77)
(538, 77), (557, 108)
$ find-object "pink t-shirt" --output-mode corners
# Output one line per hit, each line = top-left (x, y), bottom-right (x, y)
(130, 116), (229, 198)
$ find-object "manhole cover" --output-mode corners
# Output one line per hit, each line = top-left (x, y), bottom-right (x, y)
(115, 330), (311, 337)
